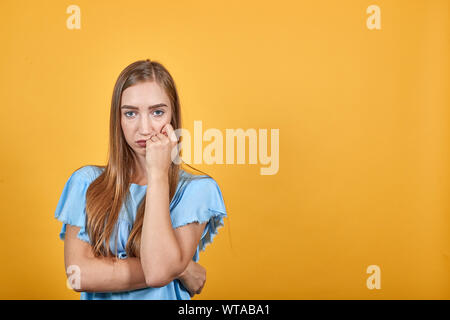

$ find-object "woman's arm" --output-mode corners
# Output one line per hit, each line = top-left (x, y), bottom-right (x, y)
(140, 173), (206, 287)
(140, 126), (207, 287)
(64, 225), (145, 292)
(64, 225), (205, 294)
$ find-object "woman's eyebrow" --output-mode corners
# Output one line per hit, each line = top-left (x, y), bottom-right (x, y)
(120, 103), (168, 110)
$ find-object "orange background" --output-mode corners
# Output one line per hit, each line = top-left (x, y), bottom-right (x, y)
(0, 0), (448, 299)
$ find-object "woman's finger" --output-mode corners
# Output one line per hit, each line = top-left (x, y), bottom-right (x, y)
(155, 133), (168, 143)
(162, 123), (178, 143)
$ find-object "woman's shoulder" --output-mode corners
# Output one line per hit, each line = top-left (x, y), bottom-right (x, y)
(170, 169), (227, 245)
(70, 165), (105, 183)
(176, 169), (224, 203)
(178, 169), (219, 189)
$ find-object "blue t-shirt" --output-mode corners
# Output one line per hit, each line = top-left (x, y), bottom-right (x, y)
(54, 165), (227, 300)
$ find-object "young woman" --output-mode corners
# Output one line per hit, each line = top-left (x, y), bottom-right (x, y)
(54, 59), (227, 300)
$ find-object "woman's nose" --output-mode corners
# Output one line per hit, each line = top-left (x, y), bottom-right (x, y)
(139, 116), (156, 135)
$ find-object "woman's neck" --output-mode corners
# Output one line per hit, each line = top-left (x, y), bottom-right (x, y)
(132, 156), (148, 185)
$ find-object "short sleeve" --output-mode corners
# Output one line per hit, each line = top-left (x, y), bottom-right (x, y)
(170, 177), (227, 252)
(54, 168), (92, 244)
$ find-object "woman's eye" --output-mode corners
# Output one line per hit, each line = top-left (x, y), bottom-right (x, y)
(124, 110), (164, 118)
(153, 110), (165, 117)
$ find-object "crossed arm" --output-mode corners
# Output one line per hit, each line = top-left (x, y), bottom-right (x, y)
(64, 162), (208, 294)
(64, 225), (206, 296)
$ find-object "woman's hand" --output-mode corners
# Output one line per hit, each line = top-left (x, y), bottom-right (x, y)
(177, 260), (206, 297)
(145, 123), (178, 179)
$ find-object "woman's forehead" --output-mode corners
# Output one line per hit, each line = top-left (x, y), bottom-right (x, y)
(121, 81), (170, 106)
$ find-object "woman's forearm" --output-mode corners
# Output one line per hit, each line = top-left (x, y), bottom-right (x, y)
(140, 173), (183, 287)
(74, 254), (191, 293)
(75, 255), (147, 293)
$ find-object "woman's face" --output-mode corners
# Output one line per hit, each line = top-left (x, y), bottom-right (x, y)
(120, 81), (172, 155)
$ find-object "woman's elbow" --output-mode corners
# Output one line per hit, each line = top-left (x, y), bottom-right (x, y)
(65, 260), (91, 292)
(65, 265), (85, 292)
(68, 274), (94, 293)
(72, 285), (84, 293)
(145, 277), (168, 288)
(144, 266), (182, 288)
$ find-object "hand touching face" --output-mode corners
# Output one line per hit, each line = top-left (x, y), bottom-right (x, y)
(120, 81), (173, 156)
(144, 123), (178, 177)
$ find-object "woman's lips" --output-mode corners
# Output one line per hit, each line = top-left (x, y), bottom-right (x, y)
(136, 140), (147, 148)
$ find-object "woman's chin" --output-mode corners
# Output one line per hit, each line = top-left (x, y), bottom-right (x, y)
(133, 147), (146, 155)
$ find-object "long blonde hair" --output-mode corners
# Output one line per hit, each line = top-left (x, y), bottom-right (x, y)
(82, 59), (209, 258)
